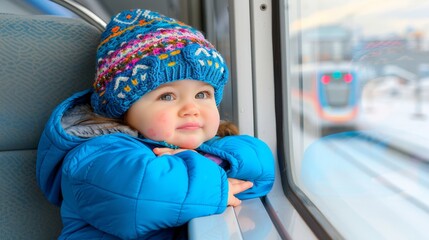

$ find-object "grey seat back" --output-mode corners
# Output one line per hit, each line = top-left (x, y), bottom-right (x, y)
(0, 14), (100, 239)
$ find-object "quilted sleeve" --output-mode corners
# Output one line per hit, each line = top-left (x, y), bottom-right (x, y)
(207, 135), (275, 199)
(61, 134), (228, 239)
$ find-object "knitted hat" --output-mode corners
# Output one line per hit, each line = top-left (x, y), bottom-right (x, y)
(91, 9), (229, 118)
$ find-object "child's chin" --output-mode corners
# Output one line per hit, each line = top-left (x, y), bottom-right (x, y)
(177, 141), (203, 150)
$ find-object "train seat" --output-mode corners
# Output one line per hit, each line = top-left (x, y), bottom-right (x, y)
(0, 13), (100, 239)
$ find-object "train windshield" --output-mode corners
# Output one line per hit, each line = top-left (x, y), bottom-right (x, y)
(320, 71), (353, 107)
(324, 79), (350, 107)
(281, 0), (429, 238)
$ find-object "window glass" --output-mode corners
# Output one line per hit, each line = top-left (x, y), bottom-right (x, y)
(285, 0), (429, 238)
(0, 0), (76, 17)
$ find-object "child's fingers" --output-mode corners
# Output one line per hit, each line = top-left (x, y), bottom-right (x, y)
(153, 148), (173, 155)
(228, 196), (242, 207)
(228, 178), (246, 184)
(153, 148), (193, 156)
(229, 180), (253, 195)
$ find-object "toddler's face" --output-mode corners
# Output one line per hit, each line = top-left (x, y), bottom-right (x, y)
(125, 80), (220, 149)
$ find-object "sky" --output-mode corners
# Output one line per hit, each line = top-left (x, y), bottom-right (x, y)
(289, 0), (429, 38)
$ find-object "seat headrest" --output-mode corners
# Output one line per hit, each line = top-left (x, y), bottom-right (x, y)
(0, 14), (101, 151)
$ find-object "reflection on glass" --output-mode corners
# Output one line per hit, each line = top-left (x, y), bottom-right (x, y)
(286, 0), (429, 239)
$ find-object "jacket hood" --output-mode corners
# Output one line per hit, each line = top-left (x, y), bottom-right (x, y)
(36, 89), (137, 205)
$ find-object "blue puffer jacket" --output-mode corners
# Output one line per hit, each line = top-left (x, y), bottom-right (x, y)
(36, 90), (275, 239)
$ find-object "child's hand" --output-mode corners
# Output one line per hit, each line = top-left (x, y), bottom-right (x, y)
(153, 147), (195, 156)
(227, 178), (253, 207)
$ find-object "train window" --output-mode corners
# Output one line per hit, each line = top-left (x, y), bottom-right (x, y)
(277, 0), (429, 238)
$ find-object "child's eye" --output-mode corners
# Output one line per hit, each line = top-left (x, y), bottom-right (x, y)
(159, 93), (175, 101)
(195, 91), (211, 99)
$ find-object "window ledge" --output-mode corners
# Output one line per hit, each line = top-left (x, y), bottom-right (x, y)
(189, 198), (281, 239)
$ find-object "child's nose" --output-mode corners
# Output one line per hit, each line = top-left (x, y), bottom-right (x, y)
(179, 102), (199, 117)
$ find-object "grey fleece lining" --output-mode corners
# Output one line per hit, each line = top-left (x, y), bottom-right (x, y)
(61, 103), (138, 138)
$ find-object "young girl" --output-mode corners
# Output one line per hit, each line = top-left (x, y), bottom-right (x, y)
(36, 9), (274, 239)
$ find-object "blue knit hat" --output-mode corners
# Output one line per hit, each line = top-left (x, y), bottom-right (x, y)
(91, 9), (229, 118)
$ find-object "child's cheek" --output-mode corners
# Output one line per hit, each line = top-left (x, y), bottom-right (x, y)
(146, 112), (172, 140)
(145, 128), (158, 139)
(163, 131), (172, 138)
(158, 113), (173, 138)
(158, 112), (169, 123)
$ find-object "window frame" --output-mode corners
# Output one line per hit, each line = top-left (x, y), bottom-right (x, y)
(270, 0), (344, 238)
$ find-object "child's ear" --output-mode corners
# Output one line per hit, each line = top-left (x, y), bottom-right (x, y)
(217, 121), (239, 137)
